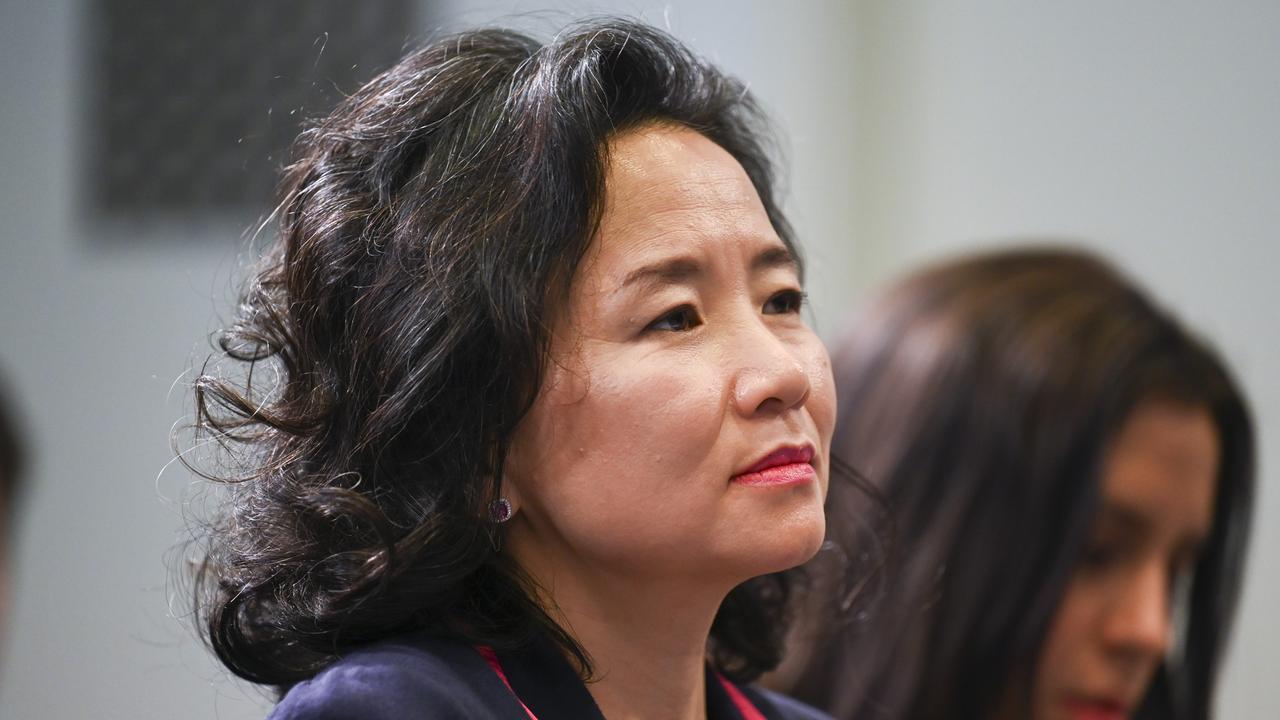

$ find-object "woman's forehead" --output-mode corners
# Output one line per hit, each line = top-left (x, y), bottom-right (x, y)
(592, 127), (778, 270)
(1101, 402), (1219, 542)
(604, 127), (760, 214)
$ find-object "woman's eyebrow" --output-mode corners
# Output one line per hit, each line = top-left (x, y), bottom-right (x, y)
(1095, 503), (1149, 536)
(752, 245), (797, 274)
(619, 245), (797, 292)
(621, 257), (702, 290)
(1098, 502), (1211, 552)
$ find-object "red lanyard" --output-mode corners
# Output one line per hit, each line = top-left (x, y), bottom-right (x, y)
(477, 646), (766, 720)
(477, 645), (539, 720)
(714, 673), (769, 720)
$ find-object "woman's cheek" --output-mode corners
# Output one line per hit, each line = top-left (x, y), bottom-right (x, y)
(593, 361), (725, 477)
(806, 342), (838, 440)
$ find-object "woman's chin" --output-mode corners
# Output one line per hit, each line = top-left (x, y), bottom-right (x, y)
(721, 507), (827, 578)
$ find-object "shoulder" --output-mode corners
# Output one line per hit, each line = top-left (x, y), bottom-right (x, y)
(745, 686), (833, 720)
(268, 634), (514, 720)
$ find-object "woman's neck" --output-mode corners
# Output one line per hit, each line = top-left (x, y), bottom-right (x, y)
(562, 582), (717, 720)
(511, 537), (733, 720)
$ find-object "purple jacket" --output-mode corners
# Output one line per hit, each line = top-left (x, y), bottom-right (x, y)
(270, 630), (830, 720)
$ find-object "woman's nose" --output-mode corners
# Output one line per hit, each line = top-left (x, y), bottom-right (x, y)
(1103, 561), (1173, 660)
(731, 322), (812, 418)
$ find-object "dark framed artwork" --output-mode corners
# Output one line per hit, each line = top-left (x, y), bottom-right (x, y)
(83, 1), (417, 233)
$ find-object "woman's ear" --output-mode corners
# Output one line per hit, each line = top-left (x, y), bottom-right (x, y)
(491, 480), (522, 523)
(497, 432), (535, 522)
(489, 464), (525, 524)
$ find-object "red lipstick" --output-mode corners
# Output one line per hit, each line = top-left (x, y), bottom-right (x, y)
(732, 445), (816, 487)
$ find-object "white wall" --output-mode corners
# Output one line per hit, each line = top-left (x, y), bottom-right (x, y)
(848, 3), (1280, 717)
(0, 2), (272, 717)
(0, 1), (1272, 717)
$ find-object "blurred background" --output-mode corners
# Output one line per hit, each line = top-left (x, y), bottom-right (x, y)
(0, 1), (1274, 717)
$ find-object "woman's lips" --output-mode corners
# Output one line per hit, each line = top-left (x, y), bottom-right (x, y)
(1062, 697), (1128, 720)
(732, 445), (816, 487)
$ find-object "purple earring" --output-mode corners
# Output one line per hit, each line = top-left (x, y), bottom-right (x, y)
(488, 498), (513, 524)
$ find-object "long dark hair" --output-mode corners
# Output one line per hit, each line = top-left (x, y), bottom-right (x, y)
(184, 18), (809, 691)
(790, 248), (1254, 719)
(0, 372), (23, 514)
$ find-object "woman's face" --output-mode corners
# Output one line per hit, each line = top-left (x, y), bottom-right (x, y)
(504, 125), (834, 588)
(1030, 401), (1219, 720)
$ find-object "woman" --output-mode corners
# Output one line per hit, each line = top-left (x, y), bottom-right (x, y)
(785, 249), (1254, 720)
(188, 19), (838, 720)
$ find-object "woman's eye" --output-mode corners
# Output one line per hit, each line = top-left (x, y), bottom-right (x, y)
(764, 289), (806, 315)
(645, 305), (702, 332)
(1078, 541), (1119, 571)
(1168, 550), (1201, 593)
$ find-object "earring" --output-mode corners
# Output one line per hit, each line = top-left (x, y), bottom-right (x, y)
(488, 497), (513, 524)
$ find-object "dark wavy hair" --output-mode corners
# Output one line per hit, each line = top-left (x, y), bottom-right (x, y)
(789, 248), (1254, 720)
(186, 18), (810, 691)
(0, 373), (23, 516)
